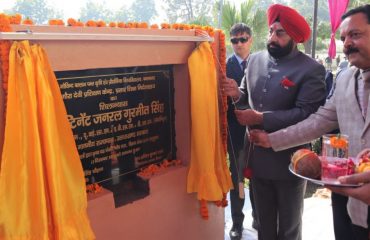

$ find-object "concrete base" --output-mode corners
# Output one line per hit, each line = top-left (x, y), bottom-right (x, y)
(87, 167), (224, 240)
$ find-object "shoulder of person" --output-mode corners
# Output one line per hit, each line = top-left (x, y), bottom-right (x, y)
(248, 51), (266, 62)
(296, 52), (326, 71)
(226, 54), (237, 64)
(337, 66), (357, 81)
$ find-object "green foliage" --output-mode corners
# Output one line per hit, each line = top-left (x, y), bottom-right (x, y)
(315, 37), (327, 51)
(317, 21), (331, 40)
(129, 0), (157, 22)
(79, 0), (114, 22)
(311, 138), (322, 155)
(10, 0), (62, 24)
(162, 0), (215, 24)
(113, 6), (130, 22)
(349, 0), (369, 8)
(221, 0), (268, 52)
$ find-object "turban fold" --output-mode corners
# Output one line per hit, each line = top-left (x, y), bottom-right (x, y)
(267, 4), (311, 43)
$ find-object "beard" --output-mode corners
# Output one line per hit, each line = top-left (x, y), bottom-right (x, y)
(267, 39), (294, 59)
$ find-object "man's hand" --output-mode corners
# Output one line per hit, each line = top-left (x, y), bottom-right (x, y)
(221, 77), (240, 100)
(234, 109), (263, 126)
(249, 129), (272, 148)
(326, 171), (370, 205)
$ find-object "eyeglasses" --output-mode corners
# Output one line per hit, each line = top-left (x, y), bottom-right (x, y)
(230, 37), (249, 44)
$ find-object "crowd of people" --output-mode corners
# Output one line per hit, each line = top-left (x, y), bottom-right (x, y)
(223, 3), (370, 240)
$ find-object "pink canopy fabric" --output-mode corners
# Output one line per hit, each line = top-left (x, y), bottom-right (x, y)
(328, 0), (349, 58)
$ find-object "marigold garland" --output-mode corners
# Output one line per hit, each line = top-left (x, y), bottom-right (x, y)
(48, 19), (64, 26)
(207, 29), (228, 154)
(137, 159), (182, 178)
(1, 14), (229, 219)
(22, 18), (34, 25)
(96, 20), (106, 27)
(9, 13), (22, 24)
(0, 13), (11, 112)
(199, 199), (209, 220)
(86, 183), (103, 194)
(85, 20), (97, 27)
(117, 22), (126, 28)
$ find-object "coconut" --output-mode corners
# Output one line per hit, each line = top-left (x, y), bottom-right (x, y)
(291, 149), (321, 179)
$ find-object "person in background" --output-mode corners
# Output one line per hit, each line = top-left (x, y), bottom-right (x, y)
(226, 23), (257, 240)
(249, 4), (370, 239)
(222, 4), (326, 240)
(326, 55), (333, 71)
(336, 55), (341, 67)
(338, 55), (350, 72)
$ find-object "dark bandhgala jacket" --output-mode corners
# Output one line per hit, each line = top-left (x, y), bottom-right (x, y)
(237, 48), (326, 180)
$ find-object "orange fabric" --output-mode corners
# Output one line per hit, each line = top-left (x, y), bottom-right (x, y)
(187, 42), (232, 201)
(267, 4), (311, 43)
(0, 41), (95, 239)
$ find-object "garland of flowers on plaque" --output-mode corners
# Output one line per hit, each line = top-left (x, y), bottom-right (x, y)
(0, 14), (13, 114)
(137, 159), (182, 178)
(2, 15), (230, 211)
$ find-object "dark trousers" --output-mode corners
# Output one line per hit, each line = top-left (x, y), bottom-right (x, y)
(332, 193), (369, 240)
(228, 146), (245, 227)
(252, 177), (306, 240)
(332, 193), (354, 240)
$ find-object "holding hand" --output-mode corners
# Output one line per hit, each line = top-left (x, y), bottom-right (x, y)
(221, 77), (240, 100)
(235, 109), (263, 126)
(327, 171), (370, 205)
(249, 129), (271, 148)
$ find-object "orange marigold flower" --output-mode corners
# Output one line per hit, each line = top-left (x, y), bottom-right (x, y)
(67, 18), (77, 26)
(96, 20), (106, 27)
(199, 200), (209, 220)
(330, 136), (348, 149)
(171, 23), (179, 30)
(138, 22), (148, 28)
(109, 22), (116, 27)
(76, 20), (84, 27)
(150, 24), (159, 29)
(160, 23), (170, 29)
(0, 14), (11, 31)
(85, 20), (97, 27)
(117, 22), (126, 28)
(22, 18), (34, 25)
(182, 24), (191, 30)
(48, 19), (64, 26)
(9, 13), (22, 24)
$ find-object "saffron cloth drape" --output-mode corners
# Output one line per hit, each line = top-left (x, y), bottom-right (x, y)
(0, 41), (95, 239)
(328, 0), (349, 58)
(187, 42), (232, 201)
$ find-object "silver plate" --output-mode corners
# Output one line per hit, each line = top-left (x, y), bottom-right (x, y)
(288, 164), (361, 188)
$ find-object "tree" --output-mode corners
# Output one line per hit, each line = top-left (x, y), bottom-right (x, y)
(113, 5), (130, 22)
(349, 0), (369, 8)
(129, 0), (157, 22)
(79, 0), (114, 22)
(220, 0), (267, 52)
(10, 0), (62, 24)
(162, 0), (215, 23)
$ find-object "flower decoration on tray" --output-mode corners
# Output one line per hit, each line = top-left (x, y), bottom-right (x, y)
(356, 149), (370, 173)
(290, 145), (370, 186)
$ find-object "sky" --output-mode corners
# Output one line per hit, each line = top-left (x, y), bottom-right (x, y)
(0, 0), (246, 24)
(0, 0), (167, 22)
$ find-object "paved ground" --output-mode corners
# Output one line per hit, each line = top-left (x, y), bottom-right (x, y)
(224, 186), (335, 240)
